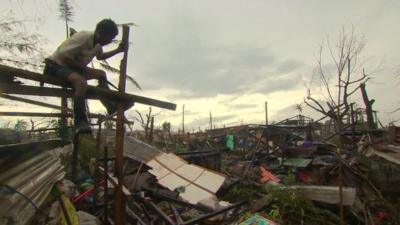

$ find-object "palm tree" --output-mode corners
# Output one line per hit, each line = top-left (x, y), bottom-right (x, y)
(58, 0), (74, 39)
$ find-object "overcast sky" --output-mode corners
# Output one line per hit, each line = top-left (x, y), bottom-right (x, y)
(1, 0), (399, 131)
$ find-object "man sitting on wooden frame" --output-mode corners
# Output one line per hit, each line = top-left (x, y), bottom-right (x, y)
(44, 19), (131, 134)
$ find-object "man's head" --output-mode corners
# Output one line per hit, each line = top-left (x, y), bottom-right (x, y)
(94, 19), (119, 46)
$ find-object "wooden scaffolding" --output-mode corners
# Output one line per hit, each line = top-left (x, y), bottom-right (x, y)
(0, 25), (176, 225)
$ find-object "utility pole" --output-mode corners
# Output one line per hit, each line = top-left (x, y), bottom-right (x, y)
(265, 101), (268, 126)
(265, 101), (269, 158)
(182, 104), (185, 134)
(209, 111), (213, 130)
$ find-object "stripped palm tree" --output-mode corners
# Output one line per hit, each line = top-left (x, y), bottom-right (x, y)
(58, 0), (74, 126)
(58, 0), (74, 39)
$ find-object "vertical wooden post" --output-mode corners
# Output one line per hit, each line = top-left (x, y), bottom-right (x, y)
(94, 119), (103, 208)
(103, 146), (109, 225)
(114, 25), (129, 225)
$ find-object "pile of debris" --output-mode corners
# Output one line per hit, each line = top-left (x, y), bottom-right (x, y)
(1, 122), (400, 225)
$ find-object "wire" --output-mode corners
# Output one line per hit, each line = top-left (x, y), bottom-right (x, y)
(0, 184), (38, 210)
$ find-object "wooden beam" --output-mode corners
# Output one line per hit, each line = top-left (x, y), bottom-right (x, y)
(0, 83), (176, 110)
(0, 93), (71, 111)
(27, 127), (73, 133)
(0, 64), (69, 86)
(0, 112), (73, 117)
(290, 185), (356, 206)
(0, 111), (106, 119)
(0, 83), (71, 97)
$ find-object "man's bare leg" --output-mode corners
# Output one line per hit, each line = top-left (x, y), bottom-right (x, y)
(67, 72), (92, 134)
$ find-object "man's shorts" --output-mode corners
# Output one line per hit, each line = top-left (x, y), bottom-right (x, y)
(43, 59), (80, 80)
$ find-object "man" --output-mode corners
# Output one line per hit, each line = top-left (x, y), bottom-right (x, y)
(44, 19), (130, 134)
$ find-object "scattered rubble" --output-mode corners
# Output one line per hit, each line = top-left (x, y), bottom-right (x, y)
(1, 116), (400, 225)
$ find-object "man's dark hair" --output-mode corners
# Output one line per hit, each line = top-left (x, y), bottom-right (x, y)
(95, 19), (119, 36)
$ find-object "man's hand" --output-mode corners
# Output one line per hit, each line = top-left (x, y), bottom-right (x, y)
(117, 42), (128, 53)
(97, 42), (128, 60)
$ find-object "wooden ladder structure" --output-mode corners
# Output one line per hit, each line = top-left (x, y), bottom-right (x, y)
(0, 25), (176, 225)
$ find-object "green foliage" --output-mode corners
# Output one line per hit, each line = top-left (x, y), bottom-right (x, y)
(263, 186), (339, 225)
(283, 168), (296, 185)
(77, 135), (98, 167)
(162, 121), (171, 132)
(0, 128), (17, 144)
(15, 119), (28, 131)
(223, 183), (260, 203)
(104, 119), (114, 130)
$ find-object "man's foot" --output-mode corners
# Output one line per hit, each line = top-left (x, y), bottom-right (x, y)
(75, 122), (92, 134)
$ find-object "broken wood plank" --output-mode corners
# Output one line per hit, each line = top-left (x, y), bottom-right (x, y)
(0, 83), (70, 97)
(0, 83), (176, 110)
(0, 112), (73, 117)
(0, 111), (109, 119)
(0, 93), (69, 111)
(290, 185), (356, 205)
(0, 64), (69, 86)
(98, 166), (132, 196)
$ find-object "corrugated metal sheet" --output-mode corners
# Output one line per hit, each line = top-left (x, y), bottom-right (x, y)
(124, 136), (162, 162)
(0, 142), (70, 225)
(123, 136), (226, 205)
(147, 152), (226, 204)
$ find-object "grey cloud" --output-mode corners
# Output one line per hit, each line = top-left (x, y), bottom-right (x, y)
(253, 73), (302, 94)
(228, 103), (259, 110)
(186, 113), (237, 128)
(134, 42), (306, 99)
(129, 6), (307, 99)
(275, 60), (304, 74)
(136, 44), (277, 97)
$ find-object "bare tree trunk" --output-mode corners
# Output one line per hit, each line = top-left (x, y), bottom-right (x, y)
(360, 82), (375, 130)
(149, 116), (154, 143)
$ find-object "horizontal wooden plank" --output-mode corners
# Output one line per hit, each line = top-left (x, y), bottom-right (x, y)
(0, 64), (68, 86)
(0, 93), (71, 111)
(290, 185), (356, 205)
(0, 83), (176, 110)
(0, 111), (70, 118)
(0, 64), (176, 110)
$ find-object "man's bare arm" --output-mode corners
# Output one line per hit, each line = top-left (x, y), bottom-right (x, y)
(96, 43), (126, 60)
